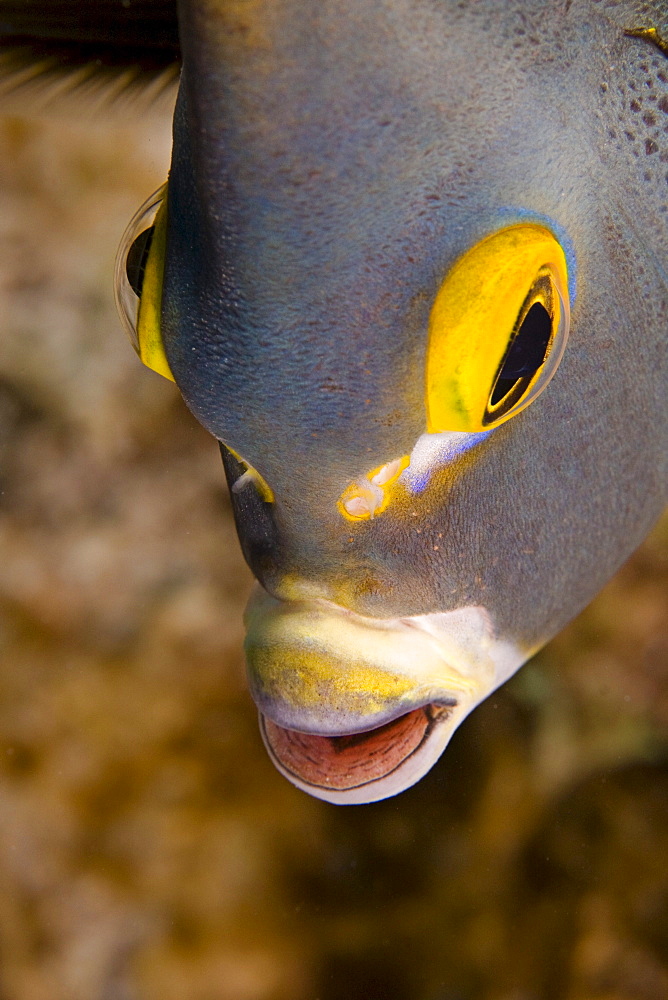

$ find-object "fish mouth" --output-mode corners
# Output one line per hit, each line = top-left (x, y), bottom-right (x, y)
(260, 701), (456, 804)
(244, 585), (524, 804)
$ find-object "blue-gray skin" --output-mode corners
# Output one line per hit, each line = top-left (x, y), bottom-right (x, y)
(159, 0), (667, 802)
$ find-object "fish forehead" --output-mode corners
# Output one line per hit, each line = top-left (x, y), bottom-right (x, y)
(163, 0), (602, 474)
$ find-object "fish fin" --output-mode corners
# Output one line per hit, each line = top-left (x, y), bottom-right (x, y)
(0, 0), (180, 115)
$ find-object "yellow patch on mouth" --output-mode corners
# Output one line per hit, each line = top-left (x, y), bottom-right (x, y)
(250, 645), (416, 717)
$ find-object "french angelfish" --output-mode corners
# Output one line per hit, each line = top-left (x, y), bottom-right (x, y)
(21, 0), (668, 804)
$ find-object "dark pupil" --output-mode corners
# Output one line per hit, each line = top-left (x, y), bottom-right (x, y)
(126, 226), (155, 298)
(490, 301), (552, 406)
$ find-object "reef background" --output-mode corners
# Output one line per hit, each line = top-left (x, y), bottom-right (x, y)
(0, 106), (666, 1000)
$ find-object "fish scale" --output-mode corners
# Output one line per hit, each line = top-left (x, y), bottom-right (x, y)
(597, 42), (668, 266)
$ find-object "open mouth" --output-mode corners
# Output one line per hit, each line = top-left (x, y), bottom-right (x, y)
(260, 701), (455, 793)
(245, 585), (524, 803)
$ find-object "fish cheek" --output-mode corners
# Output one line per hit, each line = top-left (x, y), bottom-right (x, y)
(339, 429), (550, 630)
(327, 461), (477, 619)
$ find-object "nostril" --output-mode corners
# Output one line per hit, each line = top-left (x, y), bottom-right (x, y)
(338, 455), (409, 522)
(341, 479), (385, 519)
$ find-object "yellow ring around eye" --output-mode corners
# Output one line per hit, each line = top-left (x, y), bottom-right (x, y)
(136, 194), (174, 382)
(426, 224), (569, 433)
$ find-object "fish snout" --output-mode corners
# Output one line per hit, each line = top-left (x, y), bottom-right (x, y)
(244, 586), (520, 803)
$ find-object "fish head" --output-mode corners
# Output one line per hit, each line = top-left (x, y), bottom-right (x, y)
(118, 0), (667, 802)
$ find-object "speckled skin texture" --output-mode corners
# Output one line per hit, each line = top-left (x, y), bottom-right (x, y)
(162, 0), (667, 650)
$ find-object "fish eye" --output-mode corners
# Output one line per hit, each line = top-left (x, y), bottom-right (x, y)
(114, 183), (174, 382)
(126, 226), (154, 299)
(426, 225), (570, 433)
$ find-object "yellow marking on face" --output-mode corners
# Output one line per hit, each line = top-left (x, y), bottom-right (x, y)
(227, 445), (275, 502)
(624, 26), (668, 57)
(136, 195), (175, 382)
(338, 455), (410, 522)
(426, 224), (569, 432)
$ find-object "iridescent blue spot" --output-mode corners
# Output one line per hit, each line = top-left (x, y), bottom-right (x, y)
(404, 430), (493, 495)
(411, 471), (432, 493)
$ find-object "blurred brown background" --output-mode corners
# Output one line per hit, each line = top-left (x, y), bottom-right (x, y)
(0, 104), (666, 1000)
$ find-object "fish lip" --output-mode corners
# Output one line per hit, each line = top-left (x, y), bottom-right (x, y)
(244, 588), (485, 738)
(259, 689), (459, 737)
(253, 682), (461, 738)
(244, 585), (499, 731)
(258, 700), (458, 801)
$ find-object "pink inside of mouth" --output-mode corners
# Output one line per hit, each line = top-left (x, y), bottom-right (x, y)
(262, 703), (451, 791)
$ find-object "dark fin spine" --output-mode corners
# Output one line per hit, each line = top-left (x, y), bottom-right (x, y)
(0, 0), (180, 112)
